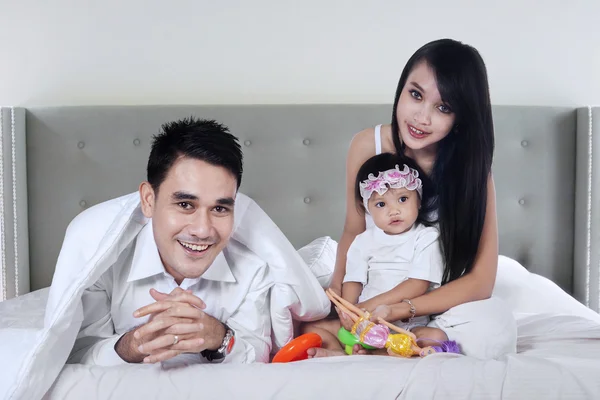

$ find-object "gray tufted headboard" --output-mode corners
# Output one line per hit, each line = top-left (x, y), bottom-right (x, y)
(0, 105), (598, 312)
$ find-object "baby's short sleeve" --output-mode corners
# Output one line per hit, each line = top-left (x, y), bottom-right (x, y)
(408, 226), (444, 286)
(343, 234), (369, 285)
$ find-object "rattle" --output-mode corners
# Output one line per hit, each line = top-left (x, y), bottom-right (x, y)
(326, 288), (459, 357)
(271, 332), (323, 363)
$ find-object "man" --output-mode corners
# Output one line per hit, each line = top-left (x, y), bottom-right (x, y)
(65, 118), (314, 366)
(1, 117), (330, 399)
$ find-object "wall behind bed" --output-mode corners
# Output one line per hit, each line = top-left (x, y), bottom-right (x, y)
(1, 1), (600, 107)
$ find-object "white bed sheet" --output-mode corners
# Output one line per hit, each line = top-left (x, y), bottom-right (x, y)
(39, 313), (600, 400)
(36, 315), (600, 400)
(1, 286), (48, 330)
(3, 256), (600, 400)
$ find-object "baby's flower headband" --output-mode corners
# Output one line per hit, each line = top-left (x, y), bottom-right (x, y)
(359, 164), (422, 211)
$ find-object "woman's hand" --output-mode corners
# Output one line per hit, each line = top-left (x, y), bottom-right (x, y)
(355, 300), (376, 313)
(368, 302), (411, 323)
(369, 305), (392, 322)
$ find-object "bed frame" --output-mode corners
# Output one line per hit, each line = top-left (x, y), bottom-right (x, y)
(0, 105), (598, 311)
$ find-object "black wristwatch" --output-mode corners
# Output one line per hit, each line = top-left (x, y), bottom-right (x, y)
(201, 323), (235, 362)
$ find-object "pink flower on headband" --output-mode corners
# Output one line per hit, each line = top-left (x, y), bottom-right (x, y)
(385, 164), (421, 191)
(363, 177), (387, 193)
(359, 164), (423, 211)
(385, 169), (403, 179)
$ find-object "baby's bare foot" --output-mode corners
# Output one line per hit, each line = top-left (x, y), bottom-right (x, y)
(306, 347), (346, 358)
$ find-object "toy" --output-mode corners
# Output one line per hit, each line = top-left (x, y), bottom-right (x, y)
(271, 332), (323, 363)
(337, 325), (376, 355)
(326, 288), (459, 357)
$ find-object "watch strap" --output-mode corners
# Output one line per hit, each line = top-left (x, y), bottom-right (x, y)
(201, 323), (235, 362)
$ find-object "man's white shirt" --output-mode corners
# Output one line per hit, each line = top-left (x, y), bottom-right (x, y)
(69, 220), (273, 366)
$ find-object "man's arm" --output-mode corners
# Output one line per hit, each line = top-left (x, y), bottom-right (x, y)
(68, 276), (133, 366)
(134, 266), (273, 364)
(219, 264), (273, 364)
(113, 327), (147, 363)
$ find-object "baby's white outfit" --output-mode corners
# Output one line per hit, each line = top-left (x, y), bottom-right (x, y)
(343, 223), (444, 329)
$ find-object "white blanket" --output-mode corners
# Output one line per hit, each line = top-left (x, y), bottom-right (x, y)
(40, 312), (600, 399)
(398, 314), (600, 399)
(0, 192), (330, 400)
(4, 274), (600, 400)
(3, 254), (600, 399)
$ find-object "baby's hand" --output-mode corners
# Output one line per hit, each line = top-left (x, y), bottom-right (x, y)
(370, 305), (391, 321)
(336, 307), (355, 331)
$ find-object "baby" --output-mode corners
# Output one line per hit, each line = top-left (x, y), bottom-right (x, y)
(304, 153), (449, 356)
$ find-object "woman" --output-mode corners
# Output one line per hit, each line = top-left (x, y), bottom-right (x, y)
(307, 38), (517, 359)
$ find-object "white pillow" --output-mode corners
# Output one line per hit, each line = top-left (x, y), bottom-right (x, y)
(297, 236), (337, 289)
(493, 256), (600, 323)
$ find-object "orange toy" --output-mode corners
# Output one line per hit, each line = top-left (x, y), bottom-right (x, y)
(271, 332), (323, 363)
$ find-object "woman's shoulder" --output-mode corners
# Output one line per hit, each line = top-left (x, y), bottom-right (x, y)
(350, 124), (393, 144)
(349, 126), (376, 149)
(347, 124), (393, 163)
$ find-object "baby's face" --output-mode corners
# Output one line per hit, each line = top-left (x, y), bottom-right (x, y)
(367, 187), (420, 235)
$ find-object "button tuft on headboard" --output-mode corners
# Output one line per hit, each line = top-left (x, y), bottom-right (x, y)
(244, 140), (252, 147)
(77, 141), (85, 149)
(518, 198), (526, 205)
(133, 138), (141, 146)
(521, 140), (529, 147)
(303, 197), (311, 204)
(79, 200), (87, 208)
(303, 139), (311, 146)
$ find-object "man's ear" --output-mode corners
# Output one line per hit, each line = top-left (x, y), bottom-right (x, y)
(139, 181), (156, 218)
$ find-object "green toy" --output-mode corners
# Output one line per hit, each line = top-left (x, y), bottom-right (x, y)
(337, 327), (376, 355)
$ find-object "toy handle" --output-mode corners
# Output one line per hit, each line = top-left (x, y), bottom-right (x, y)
(337, 327), (376, 355)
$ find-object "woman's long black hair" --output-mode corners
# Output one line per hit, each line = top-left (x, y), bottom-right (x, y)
(391, 39), (495, 284)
